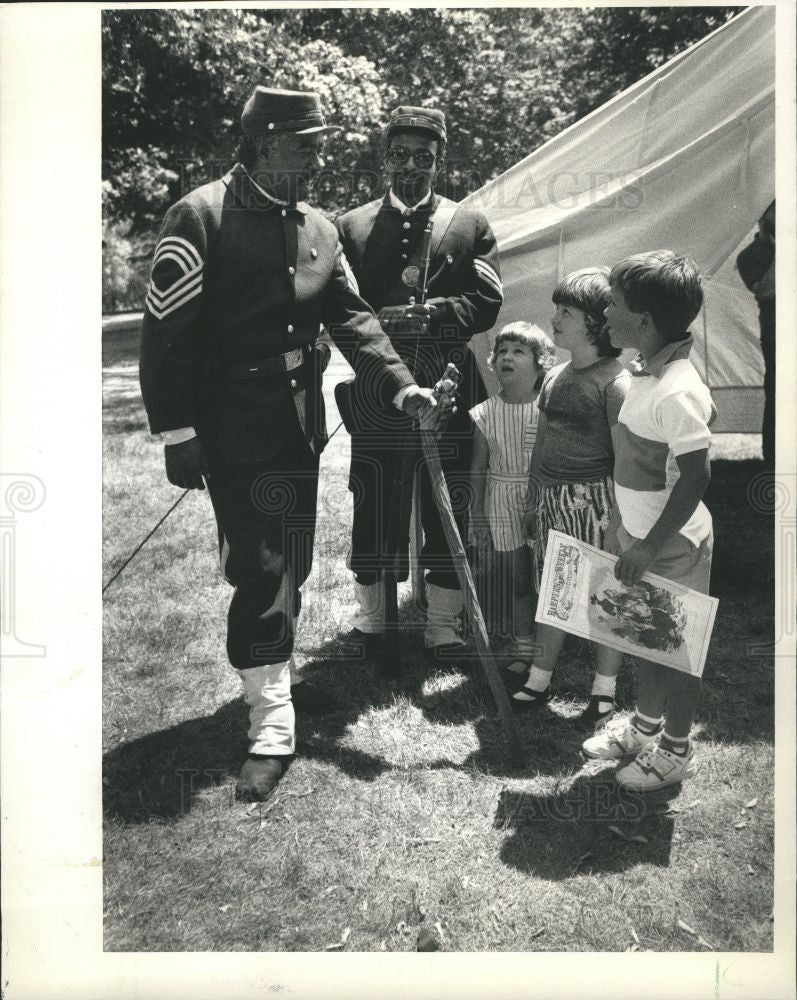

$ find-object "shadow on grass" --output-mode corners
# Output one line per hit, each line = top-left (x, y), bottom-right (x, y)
(294, 620), (635, 782)
(494, 769), (678, 877)
(103, 457), (775, 824)
(104, 584), (774, 828)
(102, 624), (448, 824)
(300, 457), (776, 779)
(103, 699), (247, 823)
(102, 619), (549, 826)
(296, 633), (520, 776)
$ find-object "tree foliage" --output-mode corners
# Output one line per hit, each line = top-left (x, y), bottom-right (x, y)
(102, 6), (740, 309)
(102, 9), (384, 231)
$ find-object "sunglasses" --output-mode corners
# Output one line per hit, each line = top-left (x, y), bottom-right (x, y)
(386, 146), (437, 169)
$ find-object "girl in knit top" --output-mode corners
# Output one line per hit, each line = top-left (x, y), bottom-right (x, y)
(514, 266), (630, 730)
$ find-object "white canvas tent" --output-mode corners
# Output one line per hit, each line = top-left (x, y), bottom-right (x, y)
(465, 6), (775, 432)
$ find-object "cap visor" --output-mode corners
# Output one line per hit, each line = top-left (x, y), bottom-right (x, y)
(296, 124), (343, 135)
(386, 124), (445, 142)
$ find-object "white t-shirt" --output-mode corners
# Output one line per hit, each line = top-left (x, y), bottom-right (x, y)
(613, 339), (715, 545)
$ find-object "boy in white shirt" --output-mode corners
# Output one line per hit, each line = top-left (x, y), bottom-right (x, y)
(582, 250), (716, 791)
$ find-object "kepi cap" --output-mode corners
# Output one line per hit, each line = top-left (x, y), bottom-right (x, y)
(241, 86), (342, 137)
(386, 106), (447, 143)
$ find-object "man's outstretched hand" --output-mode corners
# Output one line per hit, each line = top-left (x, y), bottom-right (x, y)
(165, 437), (210, 490)
(401, 385), (437, 419)
(401, 385), (458, 434)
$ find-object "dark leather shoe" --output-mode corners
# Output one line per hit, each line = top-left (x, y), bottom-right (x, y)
(501, 660), (531, 693)
(510, 685), (551, 711)
(501, 670), (530, 695)
(290, 681), (337, 714)
(343, 628), (384, 660)
(235, 754), (288, 802)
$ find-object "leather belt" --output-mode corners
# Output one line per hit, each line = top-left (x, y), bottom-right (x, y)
(221, 348), (304, 381)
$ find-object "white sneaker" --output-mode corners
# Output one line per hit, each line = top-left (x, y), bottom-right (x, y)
(581, 718), (660, 761)
(615, 742), (698, 791)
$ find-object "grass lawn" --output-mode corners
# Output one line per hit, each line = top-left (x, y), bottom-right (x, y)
(103, 328), (775, 953)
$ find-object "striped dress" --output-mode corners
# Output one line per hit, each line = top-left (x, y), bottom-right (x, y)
(469, 395), (539, 551)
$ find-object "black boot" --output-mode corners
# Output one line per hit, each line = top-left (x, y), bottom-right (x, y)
(235, 754), (290, 801)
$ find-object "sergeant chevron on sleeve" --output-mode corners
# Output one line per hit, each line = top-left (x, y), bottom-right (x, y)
(138, 86), (440, 804)
(145, 234), (204, 320)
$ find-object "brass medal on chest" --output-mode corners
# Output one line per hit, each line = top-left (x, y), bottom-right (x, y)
(401, 264), (420, 287)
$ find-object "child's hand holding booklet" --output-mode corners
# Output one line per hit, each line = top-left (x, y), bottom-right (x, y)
(536, 530), (718, 677)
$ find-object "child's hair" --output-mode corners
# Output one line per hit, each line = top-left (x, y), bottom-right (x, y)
(609, 250), (704, 341)
(552, 266), (620, 358)
(488, 322), (556, 390)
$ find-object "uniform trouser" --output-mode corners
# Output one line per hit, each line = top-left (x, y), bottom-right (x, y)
(207, 434), (319, 670)
(348, 431), (470, 644)
(348, 432), (470, 590)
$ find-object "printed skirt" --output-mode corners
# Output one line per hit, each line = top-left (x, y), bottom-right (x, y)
(532, 478), (614, 593)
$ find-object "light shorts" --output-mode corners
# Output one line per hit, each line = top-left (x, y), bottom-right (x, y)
(616, 523), (713, 594)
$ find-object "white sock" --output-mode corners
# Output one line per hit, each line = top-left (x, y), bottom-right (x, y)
(591, 674), (616, 700)
(524, 665), (552, 693)
(352, 579), (386, 634)
(633, 710), (663, 734)
(661, 732), (690, 756)
(237, 662), (295, 755)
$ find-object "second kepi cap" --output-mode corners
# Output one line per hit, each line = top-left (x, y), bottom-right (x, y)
(386, 106), (447, 143)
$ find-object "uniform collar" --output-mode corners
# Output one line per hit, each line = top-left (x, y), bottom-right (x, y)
(630, 335), (694, 377)
(223, 163), (307, 214)
(386, 187), (434, 213)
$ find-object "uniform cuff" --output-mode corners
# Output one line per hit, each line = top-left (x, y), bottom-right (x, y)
(161, 426), (197, 445)
(393, 385), (413, 411)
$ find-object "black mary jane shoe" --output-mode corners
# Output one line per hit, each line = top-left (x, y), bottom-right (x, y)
(510, 684), (551, 711)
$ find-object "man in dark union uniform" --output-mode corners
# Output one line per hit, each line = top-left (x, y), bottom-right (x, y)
(336, 106), (503, 662)
(139, 87), (435, 801)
